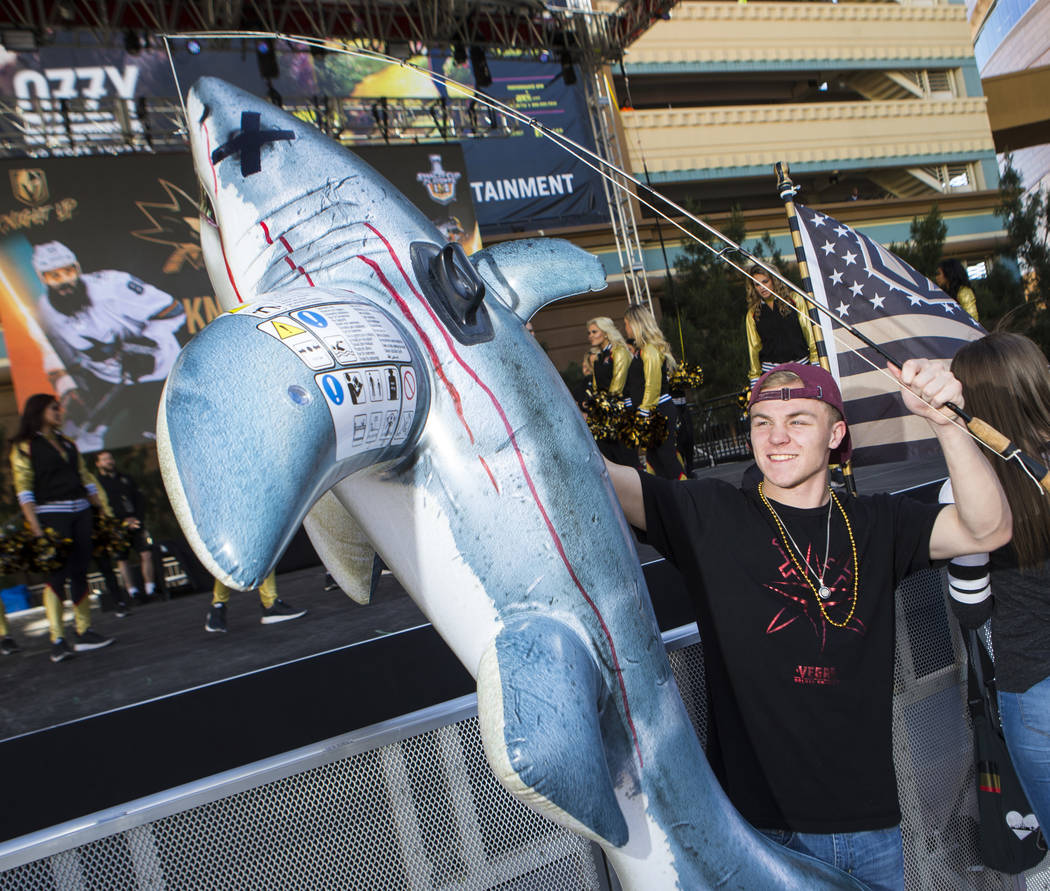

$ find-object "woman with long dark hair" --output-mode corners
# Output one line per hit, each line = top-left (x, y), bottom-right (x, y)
(9, 393), (114, 662)
(935, 259), (979, 321)
(745, 264), (818, 385)
(624, 305), (686, 480)
(946, 332), (1050, 830)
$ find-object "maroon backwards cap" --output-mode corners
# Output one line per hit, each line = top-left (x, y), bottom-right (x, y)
(748, 363), (853, 464)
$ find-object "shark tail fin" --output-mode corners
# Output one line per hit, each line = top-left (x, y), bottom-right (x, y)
(303, 490), (376, 605)
(476, 615), (629, 847)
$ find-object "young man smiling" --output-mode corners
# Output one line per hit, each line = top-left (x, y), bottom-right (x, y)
(604, 359), (1011, 890)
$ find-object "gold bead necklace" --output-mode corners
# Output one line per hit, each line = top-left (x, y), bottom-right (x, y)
(758, 482), (859, 628)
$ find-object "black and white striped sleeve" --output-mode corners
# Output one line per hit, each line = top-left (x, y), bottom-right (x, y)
(939, 479), (993, 629)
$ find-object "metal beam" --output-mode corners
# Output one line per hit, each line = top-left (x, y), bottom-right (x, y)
(0, 1), (680, 61)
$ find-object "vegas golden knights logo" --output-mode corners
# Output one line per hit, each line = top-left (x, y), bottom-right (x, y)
(9, 169), (49, 207)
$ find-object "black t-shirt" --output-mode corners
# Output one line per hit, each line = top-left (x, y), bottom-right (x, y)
(988, 549), (1050, 693)
(641, 473), (942, 832)
(98, 471), (143, 520)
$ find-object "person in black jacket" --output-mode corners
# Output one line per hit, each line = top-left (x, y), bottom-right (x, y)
(9, 393), (115, 662)
(944, 332), (1050, 834)
(95, 451), (157, 603)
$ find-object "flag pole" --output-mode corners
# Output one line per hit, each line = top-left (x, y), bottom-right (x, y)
(774, 162), (859, 496)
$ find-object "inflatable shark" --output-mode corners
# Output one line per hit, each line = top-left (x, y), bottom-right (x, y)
(158, 77), (863, 889)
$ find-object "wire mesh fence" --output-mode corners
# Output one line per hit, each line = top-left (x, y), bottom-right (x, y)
(2, 567), (1048, 890)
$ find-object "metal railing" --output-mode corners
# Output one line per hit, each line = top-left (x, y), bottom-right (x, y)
(689, 390), (751, 468)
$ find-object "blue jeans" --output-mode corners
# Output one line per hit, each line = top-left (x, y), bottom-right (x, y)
(760, 825), (904, 891)
(999, 675), (1050, 834)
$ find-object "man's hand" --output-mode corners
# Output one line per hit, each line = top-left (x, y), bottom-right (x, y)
(887, 358), (962, 427)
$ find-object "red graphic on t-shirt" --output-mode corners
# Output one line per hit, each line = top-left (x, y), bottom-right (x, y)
(794, 664), (840, 685)
(763, 535), (865, 652)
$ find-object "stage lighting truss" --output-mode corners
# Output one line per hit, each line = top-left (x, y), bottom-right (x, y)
(0, 90), (525, 159)
(0, 0), (674, 63)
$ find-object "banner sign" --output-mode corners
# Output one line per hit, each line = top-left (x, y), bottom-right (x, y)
(455, 57), (608, 232)
(353, 143), (480, 254)
(0, 143), (476, 453)
(0, 154), (210, 452)
(1, 38), (606, 235)
(313, 48), (607, 232)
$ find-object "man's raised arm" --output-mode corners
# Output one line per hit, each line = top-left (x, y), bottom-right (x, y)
(603, 457), (646, 531)
(890, 358), (1012, 560)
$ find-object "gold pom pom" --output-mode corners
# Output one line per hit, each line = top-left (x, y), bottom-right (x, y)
(586, 389), (629, 442)
(93, 513), (131, 559)
(623, 410), (669, 449)
(0, 522), (72, 574)
(669, 362), (704, 391)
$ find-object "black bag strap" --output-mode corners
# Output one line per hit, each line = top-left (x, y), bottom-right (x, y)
(963, 629), (1002, 730)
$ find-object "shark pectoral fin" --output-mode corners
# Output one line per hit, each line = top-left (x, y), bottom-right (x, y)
(476, 615), (628, 847)
(302, 490), (376, 605)
(471, 238), (606, 321)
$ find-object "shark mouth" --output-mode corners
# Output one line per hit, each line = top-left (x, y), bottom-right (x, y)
(198, 180), (216, 229)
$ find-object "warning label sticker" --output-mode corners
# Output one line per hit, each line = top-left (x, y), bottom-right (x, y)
(257, 316), (335, 371)
(294, 304), (411, 365)
(316, 361), (419, 462)
(244, 296), (423, 460)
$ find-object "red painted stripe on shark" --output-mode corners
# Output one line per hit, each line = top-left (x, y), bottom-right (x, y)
(353, 255), (474, 445)
(202, 123), (243, 303)
(478, 456), (499, 493)
(364, 222), (643, 769)
(260, 221), (315, 288)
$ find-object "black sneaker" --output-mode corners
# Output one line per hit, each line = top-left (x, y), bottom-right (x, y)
(323, 573), (339, 592)
(205, 603), (227, 633)
(51, 638), (75, 662)
(74, 629), (115, 651)
(260, 599), (307, 625)
(115, 601), (130, 618)
(1, 636), (20, 656)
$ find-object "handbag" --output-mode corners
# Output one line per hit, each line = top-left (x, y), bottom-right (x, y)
(963, 629), (1047, 874)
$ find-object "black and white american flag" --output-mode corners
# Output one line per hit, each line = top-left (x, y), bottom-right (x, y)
(794, 203), (985, 466)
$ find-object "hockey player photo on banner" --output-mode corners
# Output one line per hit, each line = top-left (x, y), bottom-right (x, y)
(0, 154), (213, 452)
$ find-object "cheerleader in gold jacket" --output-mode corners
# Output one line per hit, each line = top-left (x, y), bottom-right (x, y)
(624, 306), (686, 480)
(9, 394), (114, 662)
(745, 264), (818, 385)
(584, 317), (637, 467)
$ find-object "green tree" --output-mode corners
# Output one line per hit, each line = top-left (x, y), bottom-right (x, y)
(980, 159), (1050, 353)
(950, 159), (1050, 355)
(888, 204), (946, 279)
(662, 207), (749, 399)
(662, 208), (799, 399)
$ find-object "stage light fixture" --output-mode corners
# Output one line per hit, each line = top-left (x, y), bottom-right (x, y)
(559, 49), (576, 86)
(124, 29), (145, 54)
(452, 42), (467, 65)
(187, 39), (202, 55)
(0, 29), (37, 51)
(470, 46), (492, 88)
(256, 38), (280, 81)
